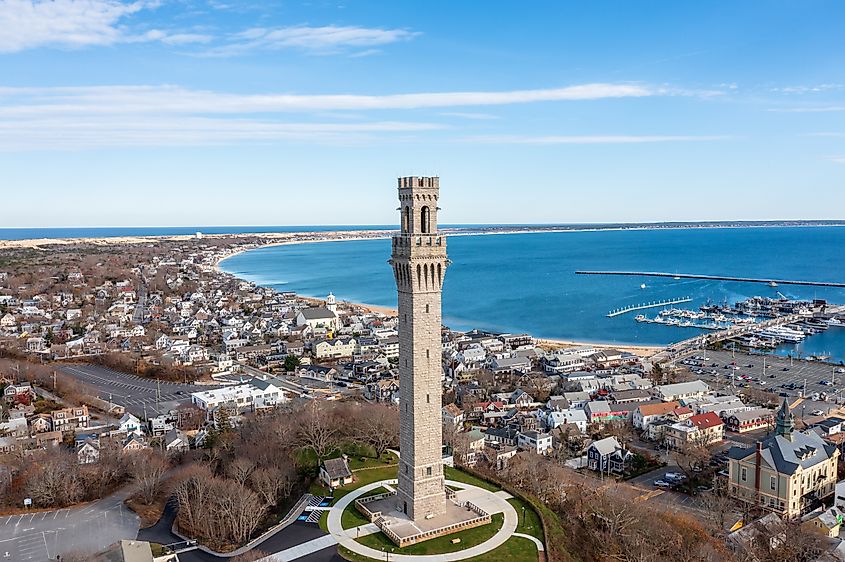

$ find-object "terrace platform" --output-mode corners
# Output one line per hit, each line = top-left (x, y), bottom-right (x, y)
(357, 490), (491, 547)
(329, 478), (520, 560)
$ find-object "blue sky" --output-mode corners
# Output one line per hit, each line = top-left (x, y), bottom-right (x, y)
(1, 0), (844, 227)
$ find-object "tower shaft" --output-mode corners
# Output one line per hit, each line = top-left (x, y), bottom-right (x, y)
(390, 176), (448, 521)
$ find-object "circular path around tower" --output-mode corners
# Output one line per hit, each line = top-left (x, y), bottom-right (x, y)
(327, 479), (519, 561)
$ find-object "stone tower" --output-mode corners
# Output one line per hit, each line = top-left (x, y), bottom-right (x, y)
(390, 176), (448, 520)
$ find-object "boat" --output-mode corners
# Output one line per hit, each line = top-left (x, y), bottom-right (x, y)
(769, 281), (778, 287)
(827, 318), (843, 326)
(640, 283), (647, 289)
(673, 276), (681, 280)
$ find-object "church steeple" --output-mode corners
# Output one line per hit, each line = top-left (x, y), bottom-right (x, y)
(775, 397), (795, 440)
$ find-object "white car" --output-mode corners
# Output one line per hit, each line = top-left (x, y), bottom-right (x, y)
(811, 410), (825, 416)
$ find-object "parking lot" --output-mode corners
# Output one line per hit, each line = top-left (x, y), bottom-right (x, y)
(58, 364), (214, 417)
(680, 350), (845, 412)
(0, 493), (138, 561)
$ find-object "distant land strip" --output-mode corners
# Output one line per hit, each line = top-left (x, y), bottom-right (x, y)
(575, 271), (845, 288)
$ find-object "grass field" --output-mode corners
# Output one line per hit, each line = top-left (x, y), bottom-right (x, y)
(444, 466), (499, 492)
(356, 513), (505, 555)
(509, 497), (543, 540)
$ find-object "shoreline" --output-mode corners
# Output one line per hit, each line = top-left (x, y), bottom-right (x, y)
(4, 221), (845, 251)
(218, 262), (664, 356)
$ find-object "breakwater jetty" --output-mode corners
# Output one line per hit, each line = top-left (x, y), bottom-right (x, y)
(607, 297), (693, 318)
(577, 271), (845, 288)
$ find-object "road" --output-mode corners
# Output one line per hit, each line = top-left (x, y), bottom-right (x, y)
(0, 491), (139, 561)
(132, 285), (148, 324)
(58, 364), (214, 418)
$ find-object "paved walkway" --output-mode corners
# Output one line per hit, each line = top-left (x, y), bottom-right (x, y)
(513, 533), (545, 552)
(326, 479), (518, 561)
(263, 535), (339, 562)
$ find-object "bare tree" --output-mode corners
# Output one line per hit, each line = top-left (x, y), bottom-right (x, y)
(129, 451), (170, 504)
(296, 400), (338, 461)
(360, 404), (399, 459)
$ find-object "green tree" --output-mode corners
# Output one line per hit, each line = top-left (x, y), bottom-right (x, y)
(283, 355), (301, 372)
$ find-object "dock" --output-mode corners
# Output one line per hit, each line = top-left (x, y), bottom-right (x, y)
(577, 271), (845, 288)
(607, 297), (693, 318)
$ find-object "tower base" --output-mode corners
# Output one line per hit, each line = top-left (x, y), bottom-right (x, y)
(356, 491), (492, 548)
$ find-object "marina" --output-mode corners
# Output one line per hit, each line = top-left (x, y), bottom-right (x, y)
(606, 297), (692, 317)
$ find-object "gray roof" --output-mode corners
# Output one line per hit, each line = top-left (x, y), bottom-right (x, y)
(299, 307), (336, 320)
(730, 430), (838, 475)
(590, 436), (623, 456)
(322, 457), (352, 479)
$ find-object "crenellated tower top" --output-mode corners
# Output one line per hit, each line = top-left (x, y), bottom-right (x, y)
(397, 176), (440, 235)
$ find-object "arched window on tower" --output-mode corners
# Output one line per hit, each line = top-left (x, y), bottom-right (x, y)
(420, 206), (431, 233)
(402, 206), (410, 233)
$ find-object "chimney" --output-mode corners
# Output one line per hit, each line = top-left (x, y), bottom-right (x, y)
(755, 441), (763, 504)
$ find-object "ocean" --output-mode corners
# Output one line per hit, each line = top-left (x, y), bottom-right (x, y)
(218, 226), (845, 363)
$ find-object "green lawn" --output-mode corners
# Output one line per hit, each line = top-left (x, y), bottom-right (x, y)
(444, 466), (500, 492)
(309, 452), (399, 501)
(462, 536), (539, 562)
(508, 498), (543, 541)
(340, 535), (539, 562)
(341, 487), (390, 530)
(356, 513), (504, 555)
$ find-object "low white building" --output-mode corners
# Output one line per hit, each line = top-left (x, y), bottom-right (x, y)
(190, 379), (285, 412)
(655, 380), (711, 403)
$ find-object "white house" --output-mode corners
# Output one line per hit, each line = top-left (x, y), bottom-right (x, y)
(118, 413), (144, 437)
(518, 430), (553, 455)
(547, 409), (588, 432)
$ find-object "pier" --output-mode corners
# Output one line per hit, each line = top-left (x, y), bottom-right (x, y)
(607, 297), (692, 318)
(577, 271), (845, 288)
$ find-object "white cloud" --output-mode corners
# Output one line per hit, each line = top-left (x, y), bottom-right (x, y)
(205, 25), (419, 56)
(439, 112), (499, 120)
(769, 106), (845, 113)
(0, 83), (657, 117)
(829, 156), (845, 164)
(0, 83), (721, 149)
(0, 117), (444, 150)
(460, 134), (730, 144)
(0, 0), (211, 52)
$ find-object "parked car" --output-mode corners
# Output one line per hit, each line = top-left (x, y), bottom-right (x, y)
(653, 480), (673, 488)
(811, 410), (825, 416)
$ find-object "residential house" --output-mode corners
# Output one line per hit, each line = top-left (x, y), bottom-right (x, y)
(164, 429), (190, 454)
(320, 456), (353, 489)
(442, 403), (464, 428)
(76, 434), (100, 464)
(633, 401), (681, 431)
(725, 408), (775, 433)
(547, 409), (588, 433)
(664, 412), (725, 450)
(52, 405), (90, 432)
(587, 436), (632, 474)
(118, 413), (144, 437)
(518, 430), (553, 455)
